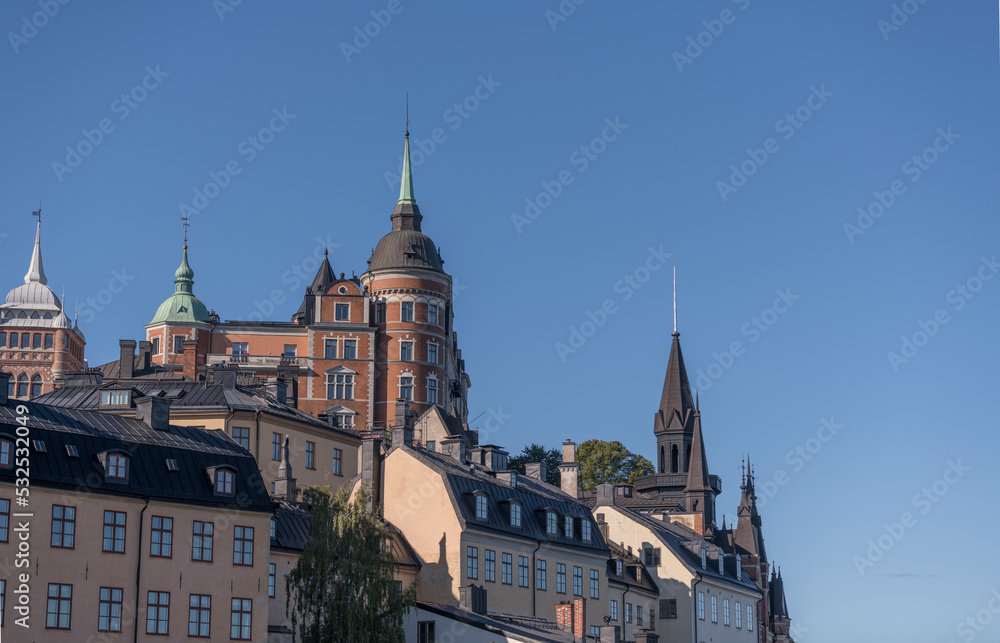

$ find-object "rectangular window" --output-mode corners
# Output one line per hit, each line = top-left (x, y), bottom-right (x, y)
(328, 373), (354, 400)
(230, 598), (252, 640)
(610, 599), (618, 621)
(188, 594), (211, 638)
(192, 521), (213, 562)
(590, 625), (600, 638)
(475, 494), (487, 520)
(231, 342), (248, 356)
(51, 505), (76, 548)
(428, 303), (439, 325)
(146, 591), (169, 635)
(20, 333), (29, 349)
(151, 337), (160, 354)
(46, 583), (72, 629)
(536, 559), (547, 590)
(269, 563), (276, 598)
(736, 602), (742, 628)
(107, 453), (128, 479)
(335, 303), (350, 321)
(626, 602), (633, 623)
(233, 526), (254, 566)
(638, 605), (644, 627)
(232, 427), (250, 450)
(400, 341), (413, 361)
(466, 546), (478, 580)
(556, 563), (566, 593)
(401, 301), (413, 321)
(564, 516), (574, 538)
(698, 592), (705, 620)
(375, 302), (386, 324)
(174, 335), (185, 353)
(485, 549), (496, 582)
(417, 621), (435, 643)
(0, 578), (5, 627)
(33, 333), (41, 348)
(98, 586), (123, 632)
(399, 376), (413, 400)
(342, 339), (357, 359)
(305, 442), (315, 469)
(643, 546), (661, 567)
(546, 511), (557, 535)
(711, 595), (718, 623)
(581, 520), (592, 542)
(324, 339), (337, 358)
(509, 502), (521, 527)
(283, 344), (296, 358)
(272, 433), (281, 461)
(661, 598), (678, 619)
(0, 332), (5, 347)
(332, 449), (342, 476)
(426, 440), (435, 452)
(45, 333), (53, 349)
(427, 378), (438, 405)
(724, 598), (730, 626)
(427, 342), (438, 364)
(501, 553), (512, 585)
(102, 510), (126, 553)
(8, 333), (17, 349)
(0, 441), (8, 467)
(150, 516), (173, 558)
(747, 604), (753, 631)
(519, 556), (529, 588)
(573, 566), (583, 596)
(590, 569), (599, 598)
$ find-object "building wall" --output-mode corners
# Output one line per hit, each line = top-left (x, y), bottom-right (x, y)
(0, 327), (85, 398)
(607, 580), (659, 639)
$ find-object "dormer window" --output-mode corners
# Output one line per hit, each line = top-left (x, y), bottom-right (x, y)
(564, 516), (574, 538)
(701, 546), (707, 570)
(510, 501), (522, 527)
(581, 519), (592, 543)
(215, 468), (234, 495)
(101, 390), (130, 407)
(107, 453), (128, 480)
(0, 439), (11, 468)
(475, 492), (488, 520)
(546, 510), (558, 536)
(616, 559), (623, 575)
(736, 557), (742, 579)
(719, 552), (725, 574)
(270, 518), (276, 538)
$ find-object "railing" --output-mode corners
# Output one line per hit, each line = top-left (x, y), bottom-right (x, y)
(209, 353), (304, 368)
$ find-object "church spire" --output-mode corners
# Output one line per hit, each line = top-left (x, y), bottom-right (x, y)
(734, 454), (767, 561)
(654, 324), (695, 434)
(25, 208), (47, 285)
(389, 125), (423, 233)
(684, 404), (715, 529)
(398, 100), (415, 205)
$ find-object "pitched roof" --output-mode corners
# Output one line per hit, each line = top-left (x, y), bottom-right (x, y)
(734, 465), (767, 561)
(415, 603), (579, 643)
(293, 248), (337, 321)
(605, 541), (659, 594)
(655, 332), (695, 434)
(684, 410), (712, 493)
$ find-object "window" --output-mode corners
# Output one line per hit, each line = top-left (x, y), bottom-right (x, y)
(610, 599), (619, 621)
(428, 303), (439, 325)
(215, 469), (234, 495)
(643, 546), (661, 567)
(270, 518), (276, 538)
(661, 598), (678, 619)
(44, 333), (53, 349)
(573, 566), (583, 596)
(30, 375), (41, 397)
(230, 598), (252, 640)
(466, 546), (478, 579)
(536, 559), (547, 590)
(303, 441), (315, 469)
(626, 602), (633, 623)
(0, 332), (5, 347)
(417, 621), (435, 643)
(426, 440), (435, 452)
(102, 511), (126, 553)
(591, 625), (600, 637)
(724, 598), (730, 626)
(233, 526), (254, 566)
(231, 342), (248, 356)
(33, 333), (41, 348)
(50, 505), (75, 549)
(46, 583), (72, 629)
(475, 494), (488, 520)
(150, 516), (173, 557)
(399, 376), (413, 400)
(698, 592), (705, 620)
(0, 440), (9, 468)
(747, 604), (753, 631)
(327, 373), (354, 400)
(101, 391), (130, 407)
(485, 549), (496, 582)
(174, 335), (185, 353)
(556, 563), (566, 593)
(590, 569), (599, 598)
(189, 594), (211, 638)
(401, 301), (413, 321)
(650, 612), (655, 631)
(638, 605), (644, 627)
(192, 521), (213, 562)
(616, 560), (623, 575)
(335, 303), (350, 321)
(400, 341), (413, 362)
(424, 376), (438, 405)
(232, 427), (250, 450)
(332, 449), (342, 476)
(283, 345), (296, 358)
(269, 563), (276, 597)
(509, 502), (521, 527)
(519, 556), (529, 587)
(564, 516), (574, 538)
(20, 333), (29, 348)
(16, 375), (27, 397)
(272, 433), (282, 461)
(324, 339), (338, 359)
(107, 453), (128, 479)
(581, 519), (592, 543)
(5, 377), (11, 399)
(375, 302), (386, 324)
(711, 595), (718, 623)
(736, 601), (742, 628)
(501, 553), (512, 585)
(98, 587), (123, 632)
(151, 337), (160, 354)
(427, 342), (438, 364)
(701, 547), (707, 569)
(546, 511), (557, 536)
(342, 339), (357, 359)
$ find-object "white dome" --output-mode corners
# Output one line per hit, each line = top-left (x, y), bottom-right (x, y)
(4, 281), (61, 310)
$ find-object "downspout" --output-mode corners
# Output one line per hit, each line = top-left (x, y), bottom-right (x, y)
(622, 580), (631, 636)
(531, 539), (542, 617)
(691, 573), (703, 643)
(254, 409), (261, 462)
(133, 496), (150, 643)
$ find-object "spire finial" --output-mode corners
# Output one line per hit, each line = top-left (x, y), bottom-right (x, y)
(181, 216), (190, 247)
(673, 265), (677, 334)
(24, 205), (47, 285)
(32, 200), (41, 222)
(405, 93), (410, 138)
(397, 117), (416, 205)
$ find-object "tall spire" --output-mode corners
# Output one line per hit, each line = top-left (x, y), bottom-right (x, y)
(654, 328), (696, 434)
(734, 454), (767, 561)
(25, 207), (47, 285)
(684, 408), (712, 493)
(673, 266), (677, 333)
(398, 99), (415, 205)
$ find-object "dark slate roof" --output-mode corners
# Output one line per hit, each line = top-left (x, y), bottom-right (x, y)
(98, 357), (187, 381)
(606, 541), (659, 594)
(367, 203), (443, 273)
(655, 332), (696, 434)
(770, 569), (790, 618)
(581, 489), (684, 513)
(34, 380), (359, 439)
(293, 250), (338, 320)
(416, 603), (578, 643)
(403, 447), (608, 553)
(0, 399), (272, 511)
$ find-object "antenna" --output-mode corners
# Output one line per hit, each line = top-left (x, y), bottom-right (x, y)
(672, 265), (677, 334)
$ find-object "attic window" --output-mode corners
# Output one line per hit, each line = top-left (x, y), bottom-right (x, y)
(616, 560), (623, 575)
(107, 453), (128, 480)
(581, 519), (592, 543)
(0, 440), (11, 467)
(509, 501), (522, 528)
(32, 439), (47, 453)
(165, 459), (179, 472)
(718, 553), (725, 574)
(65, 445), (79, 458)
(701, 546), (707, 570)
(736, 557), (742, 579)
(474, 492), (488, 520)
(546, 510), (558, 536)
(166, 389), (184, 399)
(564, 515), (574, 539)
(215, 468), (234, 495)
(101, 391), (130, 407)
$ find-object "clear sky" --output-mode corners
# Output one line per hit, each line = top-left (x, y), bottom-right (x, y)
(2, 2), (998, 641)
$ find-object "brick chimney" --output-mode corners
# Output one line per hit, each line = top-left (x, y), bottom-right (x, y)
(555, 599), (586, 639)
(525, 461), (548, 482)
(181, 339), (198, 380)
(119, 339), (136, 379)
(138, 341), (152, 371)
(558, 439), (579, 497)
(360, 437), (383, 513)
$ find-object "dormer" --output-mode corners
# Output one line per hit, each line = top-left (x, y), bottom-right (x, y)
(505, 499), (523, 527)
(542, 507), (558, 536)
(100, 389), (131, 408)
(472, 490), (489, 521)
(206, 465), (237, 496)
(98, 450), (131, 483)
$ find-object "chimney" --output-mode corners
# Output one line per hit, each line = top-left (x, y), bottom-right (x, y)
(595, 483), (615, 507)
(210, 365), (236, 388)
(439, 437), (466, 463)
(480, 445), (508, 471)
(600, 626), (621, 643)
(119, 339), (136, 379)
(634, 633), (661, 643)
(276, 364), (298, 407)
(572, 597), (586, 639)
(134, 396), (171, 431)
(555, 602), (573, 631)
(394, 397), (410, 428)
(525, 461), (547, 482)
(266, 377), (288, 404)
(181, 339), (198, 380)
(0, 372), (10, 405)
(558, 439), (579, 497)
(360, 437), (383, 513)
(273, 436), (297, 502)
(596, 513), (609, 540)
(458, 584), (487, 615)
(138, 341), (152, 371)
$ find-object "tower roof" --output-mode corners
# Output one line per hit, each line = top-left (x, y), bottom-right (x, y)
(149, 244), (211, 325)
(770, 566), (790, 618)
(654, 332), (695, 434)
(683, 408), (712, 493)
(2, 219), (63, 316)
(293, 248), (336, 321)
(734, 460), (767, 561)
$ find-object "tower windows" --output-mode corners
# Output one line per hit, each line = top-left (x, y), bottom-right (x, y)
(342, 339), (357, 359)
(401, 301), (413, 322)
(671, 444), (679, 473)
(427, 376), (438, 405)
(45, 333), (53, 349)
(16, 375), (27, 397)
(324, 339), (337, 358)
(375, 302), (386, 323)
(174, 335), (185, 353)
(399, 375), (413, 401)
(400, 341), (413, 361)
(151, 337), (160, 355)
(428, 304), (439, 325)
(427, 342), (438, 365)
(33, 333), (41, 348)
(31, 375), (41, 398)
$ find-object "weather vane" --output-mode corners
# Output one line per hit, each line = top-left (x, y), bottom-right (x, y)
(32, 200), (41, 221)
(181, 216), (190, 246)
(405, 93), (410, 137)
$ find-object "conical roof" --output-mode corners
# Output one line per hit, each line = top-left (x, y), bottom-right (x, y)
(149, 245), (211, 324)
(655, 332), (695, 434)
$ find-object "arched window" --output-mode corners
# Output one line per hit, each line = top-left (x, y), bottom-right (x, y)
(31, 375), (41, 398)
(671, 445), (679, 473)
(215, 469), (234, 495)
(659, 446), (665, 473)
(16, 375), (28, 397)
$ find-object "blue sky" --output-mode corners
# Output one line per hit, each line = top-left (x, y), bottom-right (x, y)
(2, 2), (998, 640)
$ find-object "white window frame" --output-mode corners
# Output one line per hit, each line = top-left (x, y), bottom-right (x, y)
(427, 341), (438, 365)
(335, 303), (350, 321)
(698, 592), (705, 620)
(399, 372), (414, 401)
(475, 493), (488, 520)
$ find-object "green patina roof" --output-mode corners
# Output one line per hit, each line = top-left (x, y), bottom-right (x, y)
(149, 245), (211, 324)
(397, 135), (415, 205)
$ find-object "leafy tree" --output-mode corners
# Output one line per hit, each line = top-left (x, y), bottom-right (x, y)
(286, 484), (417, 642)
(576, 439), (654, 491)
(507, 443), (562, 486)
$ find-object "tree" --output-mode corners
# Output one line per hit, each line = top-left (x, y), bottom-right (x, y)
(286, 484), (417, 642)
(507, 443), (562, 486)
(576, 439), (654, 491)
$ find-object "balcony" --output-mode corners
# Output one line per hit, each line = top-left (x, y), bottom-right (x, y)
(208, 353), (306, 370)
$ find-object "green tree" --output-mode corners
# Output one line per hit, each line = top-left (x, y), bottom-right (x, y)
(576, 439), (654, 491)
(286, 484), (417, 642)
(507, 443), (562, 486)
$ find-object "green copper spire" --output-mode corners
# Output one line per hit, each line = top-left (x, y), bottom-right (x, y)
(397, 134), (416, 205)
(174, 244), (195, 287)
(149, 243), (211, 325)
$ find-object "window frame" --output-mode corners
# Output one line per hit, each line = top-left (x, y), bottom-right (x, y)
(556, 562), (566, 593)
(698, 591), (705, 620)
(536, 559), (547, 590)
(324, 339), (337, 359)
(335, 303), (350, 321)
(590, 568), (600, 598)
(518, 555), (529, 588)
(501, 552), (513, 585)
(230, 597), (252, 640)
(215, 469), (234, 496)
(98, 586), (123, 632)
(573, 566), (583, 596)
(400, 301), (414, 322)
(188, 594), (211, 638)
(428, 303), (439, 325)
(192, 521), (214, 562)
(466, 546), (478, 580)
(51, 504), (76, 549)
(271, 433), (281, 461)
(342, 339), (357, 359)
(332, 448), (342, 476)
(107, 453), (129, 480)
(150, 515), (173, 558)
(268, 563), (276, 598)
(485, 549), (496, 582)
(711, 594), (718, 623)
(305, 441), (315, 469)
(45, 583), (72, 630)
(146, 591), (171, 635)
(232, 427), (250, 450)
(102, 510), (127, 553)
(233, 526), (254, 566)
